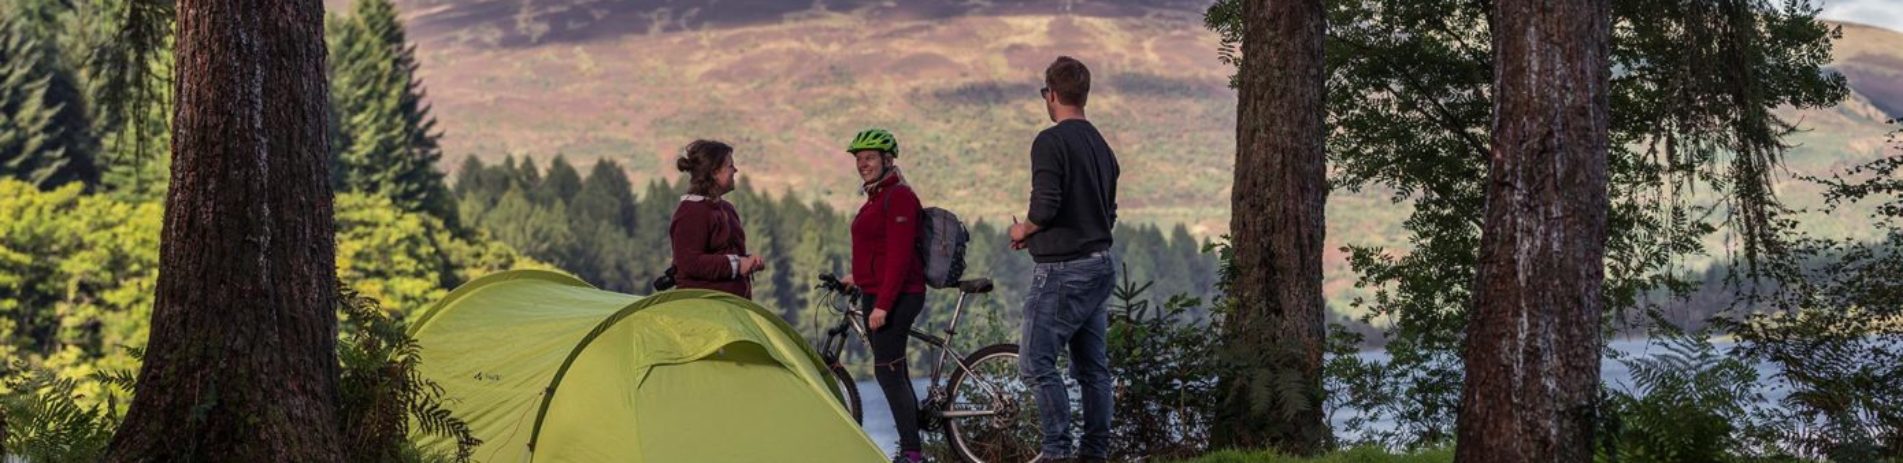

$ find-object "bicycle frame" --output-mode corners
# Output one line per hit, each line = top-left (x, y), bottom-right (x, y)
(816, 287), (1010, 416)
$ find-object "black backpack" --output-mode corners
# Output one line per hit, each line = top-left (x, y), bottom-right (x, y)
(914, 207), (969, 289)
(882, 192), (969, 289)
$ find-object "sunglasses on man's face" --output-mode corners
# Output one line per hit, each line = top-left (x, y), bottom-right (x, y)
(1039, 87), (1051, 99)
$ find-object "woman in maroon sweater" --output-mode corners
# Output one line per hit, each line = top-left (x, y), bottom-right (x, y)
(839, 129), (928, 463)
(669, 140), (763, 299)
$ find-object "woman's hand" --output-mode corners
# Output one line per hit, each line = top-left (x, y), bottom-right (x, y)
(839, 274), (856, 288)
(869, 308), (888, 331)
(741, 255), (767, 276)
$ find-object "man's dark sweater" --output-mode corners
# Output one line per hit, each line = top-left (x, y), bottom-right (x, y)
(1025, 119), (1120, 264)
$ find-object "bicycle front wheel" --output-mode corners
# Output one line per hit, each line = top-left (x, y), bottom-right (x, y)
(827, 362), (863, 424)
(944, 343), (1040, 463)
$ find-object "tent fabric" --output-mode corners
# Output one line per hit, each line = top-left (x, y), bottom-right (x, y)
(408, 270), (883, 462)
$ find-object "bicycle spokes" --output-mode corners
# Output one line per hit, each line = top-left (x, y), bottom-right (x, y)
(948, 350), (1040, 462)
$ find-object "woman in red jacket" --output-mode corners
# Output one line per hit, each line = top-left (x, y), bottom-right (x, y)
(839, 128), (928, 463)
(669, 139), (764, 299)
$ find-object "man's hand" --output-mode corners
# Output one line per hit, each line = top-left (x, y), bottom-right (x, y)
(839, 274), (856, 288)
(1009, 217), (1040, 250)
(1009, 221), (1037, 242)
(870, 309), (888, 331)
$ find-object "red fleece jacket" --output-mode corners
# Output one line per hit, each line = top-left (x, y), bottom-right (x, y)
(850, 173), (927, 312)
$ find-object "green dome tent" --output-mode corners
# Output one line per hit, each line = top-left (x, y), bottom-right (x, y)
(407, 270), (884, 462)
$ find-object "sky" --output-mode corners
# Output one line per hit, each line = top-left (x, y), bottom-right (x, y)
(1820, 0), (1903, 32)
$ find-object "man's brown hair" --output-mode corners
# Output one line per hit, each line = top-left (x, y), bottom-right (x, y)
(1044, 56), (1090, 107)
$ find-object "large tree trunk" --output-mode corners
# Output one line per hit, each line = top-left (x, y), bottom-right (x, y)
(1456, 0), (1610, 461)
(103, 0), (340, 459)
(1215, 0), (1329, 454)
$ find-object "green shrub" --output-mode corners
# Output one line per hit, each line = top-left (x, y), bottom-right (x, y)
(1600, 332), (1761, 462)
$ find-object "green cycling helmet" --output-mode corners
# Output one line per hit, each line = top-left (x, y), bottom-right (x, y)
(846, 128), (900, 157)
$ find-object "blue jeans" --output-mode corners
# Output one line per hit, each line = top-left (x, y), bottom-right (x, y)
(1019, 251), (1116, 459)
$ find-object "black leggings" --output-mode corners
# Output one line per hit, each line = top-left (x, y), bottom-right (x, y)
(862, 292), (926, 451)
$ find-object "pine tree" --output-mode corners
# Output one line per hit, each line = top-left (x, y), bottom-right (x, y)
(1205, 0), (1847, 446)
(1456, 1), (1611, 460)
(540, 154), (582, 205)
(75, 0), (175, 201)
(630, 178), (679, 284)
(103, 0), (344, 454)
(485, 187), (572, 262)
(452, 156), (499, 231)
(790, 218), (831, 320)
(327, 0), (456, 227)
(766, 190), (807, 315)
(581, 159), (637, 230)
(1169, 224), (1212, 295)
(482, 155), (521, 200)
(94, 64), (169, 201)
(556, 159), (638, 291)
(732, 185), (784, 308)
(514, 155), (542, 194)
(0, 13), (100, 189)
(452, 155), (485, 198)
(575, 159), (642, 289)
(83, 24), (173, 200)
(1214, 0), (1330, 452)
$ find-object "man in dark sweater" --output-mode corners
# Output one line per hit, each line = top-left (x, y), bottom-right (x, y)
(1008, 56), (1119, 463)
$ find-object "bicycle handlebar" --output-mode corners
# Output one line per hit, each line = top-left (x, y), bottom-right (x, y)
(816, 272), (860, 298)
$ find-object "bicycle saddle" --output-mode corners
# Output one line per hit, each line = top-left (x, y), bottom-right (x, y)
(957, 278), (994, 294)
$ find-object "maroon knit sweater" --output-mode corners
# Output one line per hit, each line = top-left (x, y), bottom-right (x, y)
(669, 195), (751, 299)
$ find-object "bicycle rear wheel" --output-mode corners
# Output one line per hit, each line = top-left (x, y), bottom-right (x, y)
(944, 343), (1040, 463)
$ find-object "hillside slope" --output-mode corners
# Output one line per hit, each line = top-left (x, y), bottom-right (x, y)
(380, 0), (1901, 304)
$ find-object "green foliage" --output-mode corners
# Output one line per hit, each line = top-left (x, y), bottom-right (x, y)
(337, 192), (541, 316)
(336, 286), (481, 463)
(1, 288), (486, 463)
(0, 11), (99, 190)
(338, 193), (458, 315)
(1600, 332), (1765, 462)
(482, 187), (576, 263)
(91, 55), (169, 203)
(457, 156), (664, 292)
(0, 180), (158, 408)
(1718, 125), (1903, 461)
(72, 0), (174, 201)
(0, 180), (528, 460)
(328, 0), (458, 227)
(0, 360), (123, 463)
(0, 0), (177, 198)
(457, 157), (1221, 393)
(1206, 0), (1849, 447)
(1105, 268), (1228, 459)
(1320, 331), (1460, 449)
(539, 155), (582, 204)
(454, 158), (1223, 332)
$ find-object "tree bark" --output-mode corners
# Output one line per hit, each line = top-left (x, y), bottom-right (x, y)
(103, 0), (341, 459)
(1215, 0), (1330, 454)
(1456, 0), (1610, 461)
